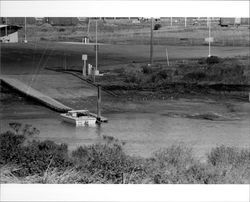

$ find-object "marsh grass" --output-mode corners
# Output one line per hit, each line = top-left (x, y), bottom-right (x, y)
(99, 57), (249, 95)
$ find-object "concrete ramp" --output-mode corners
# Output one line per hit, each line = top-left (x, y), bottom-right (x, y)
(0, 76), (72, 112)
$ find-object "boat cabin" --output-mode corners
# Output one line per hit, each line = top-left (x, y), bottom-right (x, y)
(66, 110), (91, 118)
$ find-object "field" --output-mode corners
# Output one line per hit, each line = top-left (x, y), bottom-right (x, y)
(17, 20), (250, 46)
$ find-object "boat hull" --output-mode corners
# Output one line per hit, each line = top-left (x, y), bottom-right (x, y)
(61, 114), (96, 126)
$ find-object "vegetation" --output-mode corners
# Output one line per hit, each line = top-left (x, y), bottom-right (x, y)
(97, 57), (249, 99)
(0, 123), (72, 177)
(0, 123), (249, 184)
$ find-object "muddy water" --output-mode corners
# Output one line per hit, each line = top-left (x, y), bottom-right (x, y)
(1, 91), (249, 159)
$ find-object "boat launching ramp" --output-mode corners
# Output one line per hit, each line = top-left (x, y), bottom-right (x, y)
(0, 76), (107, 122)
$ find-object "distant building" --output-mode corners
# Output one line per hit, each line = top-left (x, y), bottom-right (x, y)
(35, 17), (45, 25)
(77, 17), (88, 22)
(1, 17), (39, 26)
(0, 25), (22, 43)
(219, 18), (249, 27)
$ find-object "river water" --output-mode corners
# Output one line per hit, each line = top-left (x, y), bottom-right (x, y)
(1, 90), (249, 159)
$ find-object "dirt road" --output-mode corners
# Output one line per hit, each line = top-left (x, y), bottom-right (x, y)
(1, 42), (249, 75)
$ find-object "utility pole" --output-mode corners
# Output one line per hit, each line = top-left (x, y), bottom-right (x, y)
(87, 18), (91, 38)
(150, 17), (154, 65)
(93, 19), (98, 83)
(95, 19), (98, 70)
(208, 17), (211, 57)
(5, 17), (8, 36)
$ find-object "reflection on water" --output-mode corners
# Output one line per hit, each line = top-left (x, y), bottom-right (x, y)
(1, 95), (249, 158)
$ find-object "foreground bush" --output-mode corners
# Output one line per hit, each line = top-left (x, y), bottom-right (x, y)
(145, 145), (250, 184)
(0, 129), (72, 177)
(0, 125), (249, 184)
(208, 145), (250, 166)
(72, 143), (146, 183)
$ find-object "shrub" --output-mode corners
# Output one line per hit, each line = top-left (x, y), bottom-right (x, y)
(14, 140), (72, 176)
(182, 72), (206, 82)
(149, 69), (169, 84)
(9, 122), (22, 134)
(154, 24), (162, 30)
(40, 37), (48, 41)
(0, 126), (72, 176)
(207, 145), (250, 167)
(123, 69), (143, 84)
(0, 131), (25, 165)
(71, 143), (144, 183)
(146, 145), (196, 183)
(208, 61), (246, 84)
(157, 69), (169, 80)
(198, 58), (206, 64)
(153, 145), (194, 169)
(142, 65), (153, 74)
(206, 56), (220, 64)
(182, 163), (230, 184)
(58, 28), (65, 32)
(9, 122), (40, 138)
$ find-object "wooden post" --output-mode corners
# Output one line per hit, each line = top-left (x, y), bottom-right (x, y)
(24, 17), (28, 43)
(97, 85), (101, 123)
(83, 60), (86, 76)
(64, 53), (67, 70)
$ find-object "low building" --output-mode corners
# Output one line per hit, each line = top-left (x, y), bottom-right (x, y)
(0, 25), (22, 43)
(219, 18), (250, 27)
